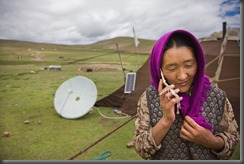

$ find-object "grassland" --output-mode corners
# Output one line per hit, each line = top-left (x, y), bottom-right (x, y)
(0, 38), (240, 160)
(0, 38), (153, 160)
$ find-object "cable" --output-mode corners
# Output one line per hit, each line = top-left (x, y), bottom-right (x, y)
(92, 150), (112, 160)
(93, 107), (130, 119)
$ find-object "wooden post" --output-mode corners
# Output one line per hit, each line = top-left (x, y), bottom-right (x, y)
(116, 43), (126, 83)
(212, 27), (229, 87)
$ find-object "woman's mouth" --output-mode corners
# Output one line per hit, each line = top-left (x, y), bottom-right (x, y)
(178, 81), (188, 87)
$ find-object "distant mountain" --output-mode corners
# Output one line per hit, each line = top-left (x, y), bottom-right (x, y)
(85, 36), (156, 54)
(1, 27), (239, 54)
(0, 37), (156, 55)
(199, 27), (240, 41)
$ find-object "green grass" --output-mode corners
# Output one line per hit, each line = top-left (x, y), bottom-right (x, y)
(0, 38), (147, 160)
(0, 65), (143, 160)
(0, 38), (240, 160)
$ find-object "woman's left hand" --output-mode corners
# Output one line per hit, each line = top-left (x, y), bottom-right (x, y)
(180, 116), (224, 150)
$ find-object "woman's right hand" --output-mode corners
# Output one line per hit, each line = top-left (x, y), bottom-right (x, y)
(158, 79), (182, 123)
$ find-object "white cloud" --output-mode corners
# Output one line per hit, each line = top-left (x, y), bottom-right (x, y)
(0, 0), (240, 44)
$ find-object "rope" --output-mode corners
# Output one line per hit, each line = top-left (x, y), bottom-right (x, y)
(210, 77), (240, 83)
(68, 114), (137, 160)
(205, 55), (220, 68)
(68, 51), (115, 64)
(92, 150), (112, 160)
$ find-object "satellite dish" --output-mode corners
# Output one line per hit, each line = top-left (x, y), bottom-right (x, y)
(54, 76), (97, 119)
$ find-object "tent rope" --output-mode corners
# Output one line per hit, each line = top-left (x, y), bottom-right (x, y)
(210, 77), (240, 83)
(68, 114), (137, 160)
(205, 55), (220, 68)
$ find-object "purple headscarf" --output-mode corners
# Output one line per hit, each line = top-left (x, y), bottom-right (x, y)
(149, 29), (212, 131)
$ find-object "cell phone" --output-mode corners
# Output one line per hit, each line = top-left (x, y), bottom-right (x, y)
(160, 69), (181, 114)
(160, 69), (179, 98)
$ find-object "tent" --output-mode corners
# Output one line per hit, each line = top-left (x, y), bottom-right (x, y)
(94, 39), (240, 129)
(95, 57), (151, 116)
(202, 39), (240, 129)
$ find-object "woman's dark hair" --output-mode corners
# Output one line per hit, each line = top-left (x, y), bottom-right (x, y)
(164, 33), (196, 53)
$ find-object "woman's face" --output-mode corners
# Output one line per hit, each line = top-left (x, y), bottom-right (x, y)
(161, 46), (197, 93)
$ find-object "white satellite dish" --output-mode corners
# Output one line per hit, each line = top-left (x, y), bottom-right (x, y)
(54, 76), (97, 119)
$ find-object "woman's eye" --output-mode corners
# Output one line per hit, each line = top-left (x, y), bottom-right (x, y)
(168, 67), (176, 71)
(185, 64), (193, 68)
(185, 62), (194, 68)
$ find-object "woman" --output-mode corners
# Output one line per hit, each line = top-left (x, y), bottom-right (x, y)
(133, 29), (240, 160)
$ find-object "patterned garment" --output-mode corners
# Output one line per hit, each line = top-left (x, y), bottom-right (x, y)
(133, 85), (240, 160)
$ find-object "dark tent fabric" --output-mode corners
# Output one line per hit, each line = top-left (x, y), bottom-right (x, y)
(95, 57), (151, 116)
(95, 39), (240, 129)
(202, 39), (240, 129)
(119, 58), (151, 116)
(94, 84), (126, 108)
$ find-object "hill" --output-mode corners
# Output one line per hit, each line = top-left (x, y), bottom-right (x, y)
(85, 37), (156, 54)
(199, 27), (240, 41)
(0, 36), (156, 55)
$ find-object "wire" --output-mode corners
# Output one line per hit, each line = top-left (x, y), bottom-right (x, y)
(93, 107), (130, 119)
(92, 150), (112, 160)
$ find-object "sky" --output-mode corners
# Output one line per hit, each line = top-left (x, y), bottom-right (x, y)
(0, 0), (240, 45)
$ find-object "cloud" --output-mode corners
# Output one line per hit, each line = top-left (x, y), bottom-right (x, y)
(0, 0), (240, 44)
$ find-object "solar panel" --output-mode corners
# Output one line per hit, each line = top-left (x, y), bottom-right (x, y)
(124, 72), (136, 93)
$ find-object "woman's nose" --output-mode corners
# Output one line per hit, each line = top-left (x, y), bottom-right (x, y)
(177, 69), (187, 80)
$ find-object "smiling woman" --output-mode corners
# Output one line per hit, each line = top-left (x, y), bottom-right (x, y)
(132, 29), (240, 160)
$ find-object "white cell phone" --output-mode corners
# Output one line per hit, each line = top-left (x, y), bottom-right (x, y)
(160, 69), (179, 98)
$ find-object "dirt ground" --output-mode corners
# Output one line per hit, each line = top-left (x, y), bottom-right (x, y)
(77, 63), (120, 72)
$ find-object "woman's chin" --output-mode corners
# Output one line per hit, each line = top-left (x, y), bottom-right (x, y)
(178, 86), (191, 94)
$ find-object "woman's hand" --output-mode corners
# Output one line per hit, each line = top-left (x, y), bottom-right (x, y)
(158, 79), (182, 123)
(152, 79), (183, 146)
(180, 116), (224, 151)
